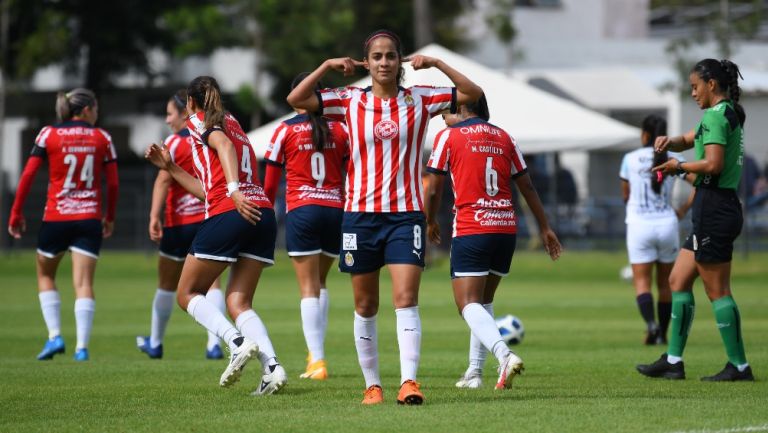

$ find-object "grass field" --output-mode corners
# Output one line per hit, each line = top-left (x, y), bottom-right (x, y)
(0, 249), (766, 433)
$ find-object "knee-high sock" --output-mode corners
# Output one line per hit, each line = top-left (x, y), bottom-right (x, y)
(354, 312), (379, 388)
(667, 291), (695, 359)
(636, 293), (657, 329)
(300, 297), (324, 361)
(39, 291), (61, 340)
(395, 306), (421, 384)
(186, 295), (240, 351)
(319, 287), (329, 342)
(205, 288), (226, 350)
(150, 289), (175, 348)
(468, 303), (493, 372)
(462, 303), (509, 364)
(657, 301), (672, 339)
(74, 298), (95, 350)
(235, 309), (278, 366)
(712, 295), (748, 368)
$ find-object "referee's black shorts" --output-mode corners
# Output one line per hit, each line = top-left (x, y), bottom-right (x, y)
(682, 187), (743, 263)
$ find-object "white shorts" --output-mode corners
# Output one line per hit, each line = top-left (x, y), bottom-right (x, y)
(626, 220), (680, 264)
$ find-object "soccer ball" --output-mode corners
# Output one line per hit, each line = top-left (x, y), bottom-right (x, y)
(620, 264), (633, 282)
(496, 314), (525, 345)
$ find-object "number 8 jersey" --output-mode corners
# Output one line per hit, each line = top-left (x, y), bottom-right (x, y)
(186, 112), (272, 219)
(427, 117), (527, 237)
(263, 114), (349, 212)
(34, 120), (117, 221)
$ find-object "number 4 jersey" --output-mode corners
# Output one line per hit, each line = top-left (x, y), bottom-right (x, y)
(427, 117), (527, 237)
(33, 120), (118, 221)
(263, 114), (349, 212)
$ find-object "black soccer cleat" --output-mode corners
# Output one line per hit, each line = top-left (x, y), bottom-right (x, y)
(636, 353), (685, 380)
(701, 362), (754, 382)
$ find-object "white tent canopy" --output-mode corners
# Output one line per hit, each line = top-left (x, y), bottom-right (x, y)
(247, 44), (639, 157)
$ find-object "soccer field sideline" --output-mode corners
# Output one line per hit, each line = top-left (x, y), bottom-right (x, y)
(0, 250), (766, 433)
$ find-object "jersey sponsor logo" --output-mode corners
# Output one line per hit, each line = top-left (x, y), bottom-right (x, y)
(55, 190), (99, 215)
(475, 197), (512, 208)
(343, 233), (358, 250)
(473, 208), (516, 227)
(459, 124), (502, 137)
(297, 185), (343, 202)
(56, 127), (95, 136)
(374, 119), (399, 141)
(174, 195), (205, 216)
(292, 124), (312, 133)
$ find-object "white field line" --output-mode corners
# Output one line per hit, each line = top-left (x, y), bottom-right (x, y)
(669, 424), (768, 433)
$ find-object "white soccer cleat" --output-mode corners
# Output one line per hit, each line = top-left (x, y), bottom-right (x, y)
(251, 364), (288, 396)
(495, 352), (524, 390)
(455, 369), (483, 389)
(219, 338), (259, 387)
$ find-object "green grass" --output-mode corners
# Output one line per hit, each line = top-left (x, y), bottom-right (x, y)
(0, 250), (766, 433)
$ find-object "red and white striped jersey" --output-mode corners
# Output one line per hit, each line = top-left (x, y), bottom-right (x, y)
(34, 121), (118, 222)
(427, 118), (527, 237)
(264, 114), (349, 212)
(163, 128), (205, 227)
(319, 85), (456, 213)
(186, 112), (272, 219)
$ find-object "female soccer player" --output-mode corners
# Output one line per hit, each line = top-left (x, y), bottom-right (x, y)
(145, 76), (287, 394)
(287, 29), (483, 405)
(637, 59), (754, 381)
(263, 73), (349, 380)
(425, 95), (561, 390)
(619, 115), (689, 346)
(8, 88), (119, 361)
(137, 89), (226, 360)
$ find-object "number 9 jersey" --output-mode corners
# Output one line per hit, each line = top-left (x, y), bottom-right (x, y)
(426, 117), (527, 237)
(33, 120), (118, 221)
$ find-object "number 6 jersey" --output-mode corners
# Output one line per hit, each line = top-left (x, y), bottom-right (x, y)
(427, 117), (527, 237)
(263, 114), (349, 212)
(33, 120), (118, 221)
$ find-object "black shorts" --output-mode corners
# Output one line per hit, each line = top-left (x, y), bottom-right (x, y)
(339, 212), (426, 274)
(37, 219), (102, 259)
(450, 234), (516, 279)
(285, 205), (343, 257)
(682, 188), (743, 263)
(190, 209), (276, 264)
(159, 222), (201, 262)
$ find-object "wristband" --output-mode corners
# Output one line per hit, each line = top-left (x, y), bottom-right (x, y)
(226, 181), (240, 196)
(676, 160), (686, 175)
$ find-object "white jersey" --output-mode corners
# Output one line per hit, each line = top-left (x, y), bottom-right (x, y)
(619, 147), (685, 224)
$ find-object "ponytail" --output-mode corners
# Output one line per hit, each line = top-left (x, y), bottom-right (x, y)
(292, 72), (330, 151)
(692, 58), (746, 126)
(642, 114), (668, 195)
(187, 76), (226, 130)
(55, 88), (97, 122)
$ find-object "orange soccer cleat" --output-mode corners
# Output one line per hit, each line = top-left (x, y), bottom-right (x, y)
(361, 385), (384, 405)
(396, 380), (424, 405)
(300, 359), (328, 380)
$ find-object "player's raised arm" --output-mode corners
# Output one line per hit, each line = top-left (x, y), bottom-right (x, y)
(406, 54), (482, 106)
(286, 58), (363, 112)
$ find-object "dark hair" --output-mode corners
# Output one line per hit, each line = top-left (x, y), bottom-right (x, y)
(363, 29), (405, 85)
(692, 58), (746, 126)
(187, 76), (225, 130)
(55, 88), (97, 122)
(170, 88), (187, 114)
(464, 93), (490, 122)
(292, 72), (330, 151)
(642, 114), (668, 195)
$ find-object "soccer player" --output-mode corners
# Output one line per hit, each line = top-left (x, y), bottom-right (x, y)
(263, 73), (349, 380)
(637, 59), (754, 381)
(619, 114), (690, 345)
(137, 89), (226, 360)
(287, 29), (483, 405)
(8, 88), (119, 361)
(424, 95), (561, 390)
(145, 76), (287, 394)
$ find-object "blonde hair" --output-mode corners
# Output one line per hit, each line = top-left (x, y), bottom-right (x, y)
(55, 88), (97, 122)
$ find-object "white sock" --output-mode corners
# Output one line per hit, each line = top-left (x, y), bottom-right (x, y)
(186, 295), (240, 351)
(235, 309), (278, 367)
(74, 298), (95, 350)
(468, 303), (493, 371)
(395, 306), (421, 384)
(737, 363), (750, 372)
(38, 291), (61, 339)
(462, 303), (509, 364)
(205, 288), (226, 350)
(150, 289), (175, 348)
(300, 297), (324, 361)
(354, 312), (380, 388)
(666, 354), (682, 364)
(319, 288), (329, 342)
